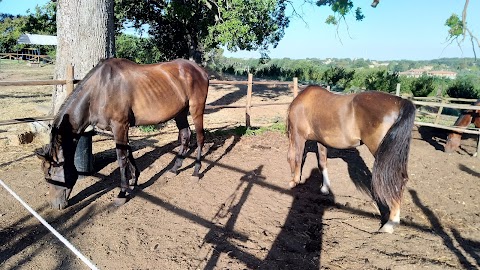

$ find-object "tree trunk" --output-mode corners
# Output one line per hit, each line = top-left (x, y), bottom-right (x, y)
(52, 0), (115, 114)
(53, 0), (115, 174)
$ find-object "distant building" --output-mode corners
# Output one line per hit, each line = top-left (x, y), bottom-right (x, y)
(368, 61), (390, 68)
(398, 68), (457, 79)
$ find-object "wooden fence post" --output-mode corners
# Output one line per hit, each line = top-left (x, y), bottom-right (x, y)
(293, 77), (298, 98)
(66, 64), (74, 95)
(434, 98), (446, 125)
(396, 83), (401, 96)
(245, 73), (253, 128)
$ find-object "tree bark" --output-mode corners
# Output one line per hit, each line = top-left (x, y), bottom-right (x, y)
(52, 0), (115, 174)
(52, 0), (115, 114)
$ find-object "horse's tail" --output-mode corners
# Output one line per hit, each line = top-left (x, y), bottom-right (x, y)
(372, 99), (416, 207)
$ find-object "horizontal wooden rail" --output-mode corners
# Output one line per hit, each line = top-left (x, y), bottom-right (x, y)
(412, 100), (480, 110)
(0, 116), (54, 126)
(209, 79), (292, 86)
(0, 79), (81, 87)
(415, 121), (480, 135)
(412, 96), (478, 103)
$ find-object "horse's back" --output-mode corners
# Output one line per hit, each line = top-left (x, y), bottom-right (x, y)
(288, 86), (358, 147)
(87, 58), (209, 126)
(288, 86), (412, 151)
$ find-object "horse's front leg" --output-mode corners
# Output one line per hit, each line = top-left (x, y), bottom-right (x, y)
(315, 142), (331, 194)
(287, 132), (306, 188)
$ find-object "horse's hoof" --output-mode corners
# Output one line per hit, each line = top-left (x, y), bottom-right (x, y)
(128, 178), (137, 187)
(114, 197), (128, 206)
(378, 222), (396, 234)
(190, 174), (200, 181)
(288, 180), (297, 188)
(320, 186), (330, 195)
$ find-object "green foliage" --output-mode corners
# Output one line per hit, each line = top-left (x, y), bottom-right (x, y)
(138, 125), (158, 133)
(0, 2), (56, 53)
(410, 75), (435, 97)
(116, 34), (163, 64)
(364, 70), (399, 92)
(115, 0), (289, 62)
(446, 76), (480, 99)
(317, 0), (365, 25)
(322, 66), (355, 89)
(445, 14), (463, 40)
(210, 122), (286, 137)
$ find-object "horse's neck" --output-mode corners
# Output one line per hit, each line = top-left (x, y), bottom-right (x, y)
(454, 113), (473, 127)
(54, 92), (91, 134)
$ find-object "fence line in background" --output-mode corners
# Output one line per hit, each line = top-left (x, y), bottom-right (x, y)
(1, 71), (479, 156)
(0, 72), (300, 128)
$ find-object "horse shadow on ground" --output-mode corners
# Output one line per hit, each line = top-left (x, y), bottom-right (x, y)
(416, 126), (447, 151)
(0, 126), (244, 269)
(409, 189), (480, 269)
(69, 125), (244, 206)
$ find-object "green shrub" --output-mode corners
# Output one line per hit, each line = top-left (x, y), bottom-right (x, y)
(411, 75), (435, 97)
(446, 76), (480, 99)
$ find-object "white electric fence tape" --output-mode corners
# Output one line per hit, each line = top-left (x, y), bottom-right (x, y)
(0, 179), (99, 270)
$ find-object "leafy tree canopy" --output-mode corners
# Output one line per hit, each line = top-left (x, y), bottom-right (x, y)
(115, 0), (289, 62)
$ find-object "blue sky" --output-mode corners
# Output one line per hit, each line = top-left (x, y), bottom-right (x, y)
(1, 0), (479, 61)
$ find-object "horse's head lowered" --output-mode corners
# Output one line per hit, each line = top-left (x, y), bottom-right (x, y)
(36, 126), (78, 209)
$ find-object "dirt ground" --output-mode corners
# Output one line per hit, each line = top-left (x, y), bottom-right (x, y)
(1, 61), (479, 270)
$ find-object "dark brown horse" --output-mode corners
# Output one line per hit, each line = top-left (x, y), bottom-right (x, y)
(444, 99), (480, 154)
(36, 58), (209, 209)
(287, 86), (416, 233)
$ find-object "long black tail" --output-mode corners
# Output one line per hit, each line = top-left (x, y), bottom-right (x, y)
(372, 99), (416, 207)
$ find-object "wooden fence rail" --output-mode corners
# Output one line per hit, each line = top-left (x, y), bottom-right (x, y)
(0, 71), (299, 128)
(1, 71), (479, 156)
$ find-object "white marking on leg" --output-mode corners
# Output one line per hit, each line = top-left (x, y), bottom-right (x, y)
(392, 209), (400, 223)
(320, 168), (330, 194)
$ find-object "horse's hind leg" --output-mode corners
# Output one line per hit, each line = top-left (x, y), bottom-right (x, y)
(379, 201), (401, 233)
(287, 130), (306, 188)
(316, 142), (331, 194)
(189, 105), (205, 178)
(127, 146), (139, 187)
(168, 109), (192, 176)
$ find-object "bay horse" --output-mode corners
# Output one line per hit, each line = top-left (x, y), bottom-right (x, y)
(36, 58), (209, 209)
(444, 99), (480, 153)
(287, 86), (416, 233)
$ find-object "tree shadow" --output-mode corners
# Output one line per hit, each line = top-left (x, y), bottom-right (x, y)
(408, 189), (476, 269)
(451, 228), (480, 268)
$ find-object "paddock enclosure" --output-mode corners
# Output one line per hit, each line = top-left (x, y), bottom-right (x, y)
(1, 63), (479, 269)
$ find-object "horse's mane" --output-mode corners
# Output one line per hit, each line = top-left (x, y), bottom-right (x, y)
(53, 59), (109, 128)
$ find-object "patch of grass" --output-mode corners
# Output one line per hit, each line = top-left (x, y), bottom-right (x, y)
(138, 125), (158, 133)
(209, 122), (286, 137)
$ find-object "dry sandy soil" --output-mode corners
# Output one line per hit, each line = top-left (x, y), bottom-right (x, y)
(0, 61), (479, 270)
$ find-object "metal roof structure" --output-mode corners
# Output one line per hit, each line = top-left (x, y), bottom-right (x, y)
(17, 34), (57, 46)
